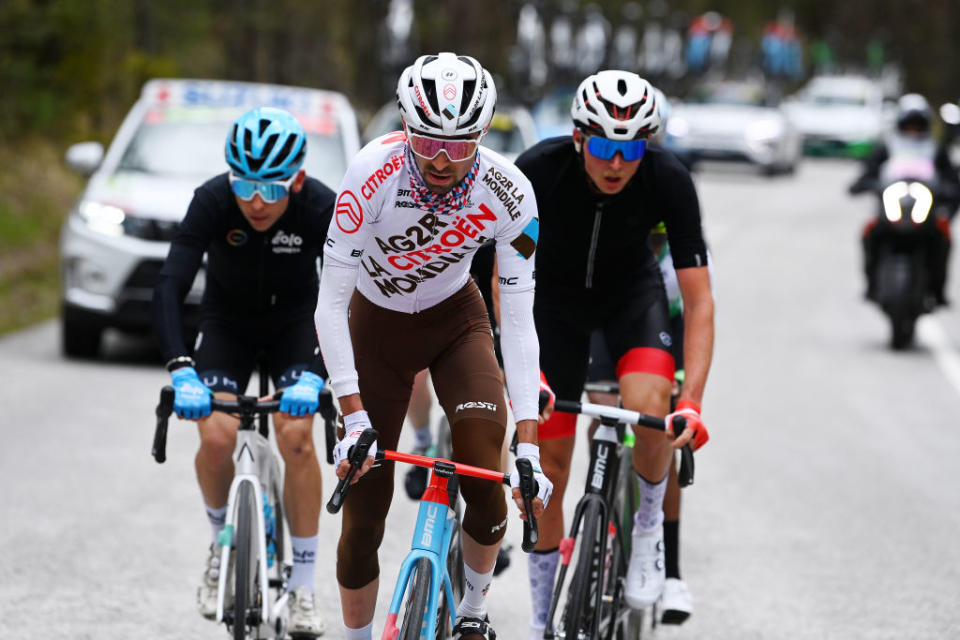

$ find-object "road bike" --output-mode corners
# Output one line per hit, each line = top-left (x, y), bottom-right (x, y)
(152, 380), (337, 640)
(543, 398), (693, 640)
(327, 428), (539, 640)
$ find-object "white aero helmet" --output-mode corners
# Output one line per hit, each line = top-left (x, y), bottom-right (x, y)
(397, 52), (497, 137)
(571, 70), (660, 140)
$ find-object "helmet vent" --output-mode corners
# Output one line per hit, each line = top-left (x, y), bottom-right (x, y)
(618, 79), (627, 95)
(258, 118), (271, 136)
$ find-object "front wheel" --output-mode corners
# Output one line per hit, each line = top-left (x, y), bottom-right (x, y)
(232, 482), (260, 640)
(400, 558), (431, 640)
(561, 500), (605, 639)
(437, 518), (465, 638)
(890, 312), (917, 350)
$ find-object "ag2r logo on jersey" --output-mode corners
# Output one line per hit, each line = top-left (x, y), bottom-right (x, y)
(335, 190), (363, 234)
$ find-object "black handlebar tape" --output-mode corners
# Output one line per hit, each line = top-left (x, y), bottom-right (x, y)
(152, 386), (175, 463)
(678, 443), (695, 488)
(326, 428), (379, 514)
(671, 415), (687, 436)
(538, 389), (551, 414)
(515, 457), (539, 552)
(319, 392), (338, 465)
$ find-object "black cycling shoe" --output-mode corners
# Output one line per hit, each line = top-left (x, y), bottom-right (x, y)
(404, 464), (428, 500)
(452, 615), (496, 640)
(492, 544), (512, 576)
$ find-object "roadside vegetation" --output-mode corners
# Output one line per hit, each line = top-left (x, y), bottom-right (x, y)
(0, 140), (82, 334)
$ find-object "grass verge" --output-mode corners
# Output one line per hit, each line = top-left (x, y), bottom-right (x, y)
(0, 139), (83, 336)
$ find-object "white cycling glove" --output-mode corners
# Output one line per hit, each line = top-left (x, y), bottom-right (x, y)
(510, 443), (553, 509)
(333, 409), (378, 467)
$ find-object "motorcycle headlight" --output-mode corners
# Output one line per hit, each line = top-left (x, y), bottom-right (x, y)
(907, 181), (933, 223)
(882, 181), (934, 224)
(882, 182), (907, 222)
(76, 200), (126, 236)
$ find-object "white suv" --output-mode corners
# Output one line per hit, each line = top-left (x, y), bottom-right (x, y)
(59, 79), (360, 357)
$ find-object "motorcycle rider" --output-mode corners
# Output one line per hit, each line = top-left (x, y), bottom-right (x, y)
(850, 93), (960, 305)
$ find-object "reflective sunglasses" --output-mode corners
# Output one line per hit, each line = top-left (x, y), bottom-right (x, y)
(408, 131), (481, 162)
(586, 136), (648, 162)
(229, 172), (297, 203)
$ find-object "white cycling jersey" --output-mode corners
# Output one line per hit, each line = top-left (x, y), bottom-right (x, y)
(315, 132), (542, 421)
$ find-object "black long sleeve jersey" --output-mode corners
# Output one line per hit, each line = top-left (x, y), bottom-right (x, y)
(152, 172), (335, 374)
(514, 137), (709, 303)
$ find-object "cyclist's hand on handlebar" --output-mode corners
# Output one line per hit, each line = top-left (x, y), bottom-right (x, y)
(666, 399), (709, 451)
(170, 366), (212, 420)
(279, 371), (325, 417)
(510, 443), (553, 519)
(333, 410), (377, 482)
(538, 373), (555, 424)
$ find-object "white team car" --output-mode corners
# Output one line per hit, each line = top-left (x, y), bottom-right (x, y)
(782, 74), (887, 158)
(362, 102), (538, 161)
(663, 81), (802, 175)
(59, 78), (361, 357)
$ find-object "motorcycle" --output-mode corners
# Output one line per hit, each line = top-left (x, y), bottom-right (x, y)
(854, 154), (951, 349)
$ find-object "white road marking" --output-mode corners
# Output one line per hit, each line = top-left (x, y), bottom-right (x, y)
(917, 316), (960, 397)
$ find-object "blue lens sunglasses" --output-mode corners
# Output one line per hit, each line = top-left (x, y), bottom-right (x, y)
(586, 136), (648, 162)
(229, 172), (298, 203)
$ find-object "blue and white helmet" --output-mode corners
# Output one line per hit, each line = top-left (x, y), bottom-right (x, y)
(225, 107), (306, 181)
(397, 52), (497, 136)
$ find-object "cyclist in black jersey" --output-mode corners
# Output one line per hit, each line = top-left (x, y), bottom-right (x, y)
(514, 70), (715, 637)
(151, 106), (334, 636)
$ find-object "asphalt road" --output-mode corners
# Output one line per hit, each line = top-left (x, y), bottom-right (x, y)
(2, 158), (960, 639)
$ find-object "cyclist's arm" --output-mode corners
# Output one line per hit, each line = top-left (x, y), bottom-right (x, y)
(495, 185), (541, 441)
(675, 266), (713, 407)
(313, 162), (378, 407)
(151, 187), (216, 364)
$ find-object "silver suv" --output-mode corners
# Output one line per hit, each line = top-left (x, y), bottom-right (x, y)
(59, 79), (360, 357)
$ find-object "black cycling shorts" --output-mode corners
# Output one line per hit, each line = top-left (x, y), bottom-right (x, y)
(588, 314), (685, 383)
(192, 311), (323, 394)
(536, 283), (675, 439)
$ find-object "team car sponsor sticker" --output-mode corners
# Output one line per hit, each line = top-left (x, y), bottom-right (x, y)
(335, 190), (363, 234)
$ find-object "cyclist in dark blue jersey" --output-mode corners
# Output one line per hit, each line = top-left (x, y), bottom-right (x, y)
(152, 106), (334, 636)
(514, 71), (715, 637)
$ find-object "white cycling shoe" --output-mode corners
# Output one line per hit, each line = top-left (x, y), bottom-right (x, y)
(197, 545), (220, 620)
(288, 587), (326, 638)
(624, 527), (665, 609)
(661, 577), (693, 624)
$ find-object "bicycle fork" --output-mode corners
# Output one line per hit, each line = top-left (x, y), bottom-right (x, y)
(216, 431), (284, 634)
(545, 423), (625, 639)
(382, 474), (459, 640)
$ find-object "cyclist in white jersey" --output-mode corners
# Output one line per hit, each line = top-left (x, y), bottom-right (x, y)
(314, 52), (553, 640)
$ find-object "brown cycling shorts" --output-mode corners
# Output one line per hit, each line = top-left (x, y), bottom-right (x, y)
(336, 280), (509, 589)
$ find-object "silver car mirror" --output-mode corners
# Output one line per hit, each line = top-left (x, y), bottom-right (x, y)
(65, 141), (104, 176)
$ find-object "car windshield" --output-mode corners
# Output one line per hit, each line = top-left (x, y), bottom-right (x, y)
(802, 84), (870, 107)
(118, 106), (348, 187)
(688, 84), (766, 107)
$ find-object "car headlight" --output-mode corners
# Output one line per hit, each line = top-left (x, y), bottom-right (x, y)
(666, 117), (690, 138)
(77, 200), (126, 236)
(745, 119), (781, 142)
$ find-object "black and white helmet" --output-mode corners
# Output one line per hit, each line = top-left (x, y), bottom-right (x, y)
(895, 93), (932, 134)
(571, 70), (660, 140)
(397, 52), (497, 136)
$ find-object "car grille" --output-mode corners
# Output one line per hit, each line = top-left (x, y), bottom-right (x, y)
(124, 259), (166, 290)
(122, 216), (180, 241)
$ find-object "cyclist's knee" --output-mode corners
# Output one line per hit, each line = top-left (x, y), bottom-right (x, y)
(274, 417), (315, 460)
(460, 476), (508, 545)
(197, 418), (236, 463)
(620, 372), (671, 417)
